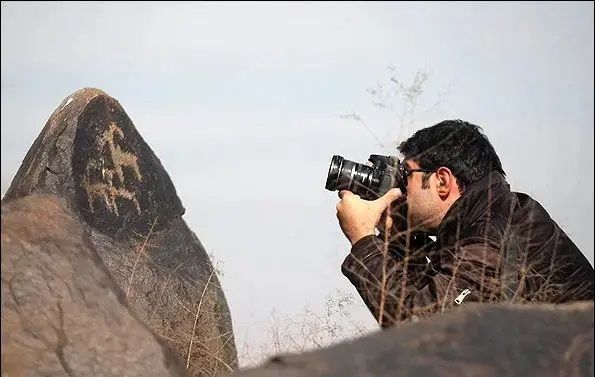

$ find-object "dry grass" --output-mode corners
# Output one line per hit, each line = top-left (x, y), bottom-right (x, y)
(238, 290), (374, 368)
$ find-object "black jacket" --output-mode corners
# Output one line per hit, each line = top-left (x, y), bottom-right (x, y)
(342, 171), (594, 327)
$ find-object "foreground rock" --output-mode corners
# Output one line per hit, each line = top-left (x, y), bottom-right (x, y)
(2, 88), (237, 376)
(1, 194), (187, 376)
(236, 302), (594, 377)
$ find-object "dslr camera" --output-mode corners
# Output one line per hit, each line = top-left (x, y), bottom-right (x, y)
(326, 154), (435, 248)
(324, 154), (409, 201)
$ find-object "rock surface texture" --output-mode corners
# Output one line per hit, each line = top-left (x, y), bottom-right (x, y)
(1, 194), (187, 377)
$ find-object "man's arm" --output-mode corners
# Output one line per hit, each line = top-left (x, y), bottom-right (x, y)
(341, 235), (504, 327)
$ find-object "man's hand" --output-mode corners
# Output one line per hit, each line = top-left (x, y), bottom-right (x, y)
(336, 188), (403, 246)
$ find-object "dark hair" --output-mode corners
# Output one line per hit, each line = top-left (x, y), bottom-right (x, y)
(397, 119), (505, 192)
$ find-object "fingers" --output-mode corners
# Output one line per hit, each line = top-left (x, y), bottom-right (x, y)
(337, 190), (360, 213)
(339, 189), (398, 204)
(377, 188), (403, 206)
(382, 212), (394, 231)
(339, 190), (360, 200)
(338, 190), (351, 199)
(377, 210), (393, 233)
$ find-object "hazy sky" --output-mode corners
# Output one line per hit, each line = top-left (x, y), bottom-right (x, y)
(2, 1), (593, 365)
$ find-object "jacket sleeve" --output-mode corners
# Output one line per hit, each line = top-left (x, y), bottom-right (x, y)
(341, 234), (505, 327)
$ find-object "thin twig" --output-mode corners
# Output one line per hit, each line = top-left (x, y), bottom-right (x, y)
(126, 215), (159, 299)
(186, 267), (216, 369)
(377, 207), (392, 325)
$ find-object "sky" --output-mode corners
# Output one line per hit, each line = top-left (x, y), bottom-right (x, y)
(2, 1), (593, 366)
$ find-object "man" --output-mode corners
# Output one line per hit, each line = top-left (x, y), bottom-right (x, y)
(336, 120), (594, 328)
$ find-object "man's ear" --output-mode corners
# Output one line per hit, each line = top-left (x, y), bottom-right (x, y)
(435, 167), (455, 199)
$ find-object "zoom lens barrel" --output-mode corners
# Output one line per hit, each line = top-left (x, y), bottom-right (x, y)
(325, 155), (375, 195)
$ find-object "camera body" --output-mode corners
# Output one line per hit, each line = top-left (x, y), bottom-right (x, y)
(325, 154), (408, 200)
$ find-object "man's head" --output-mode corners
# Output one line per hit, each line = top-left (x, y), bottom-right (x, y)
(397, 120), (505, 231)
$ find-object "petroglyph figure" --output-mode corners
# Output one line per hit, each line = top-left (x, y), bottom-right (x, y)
(83, 122), (142, 216)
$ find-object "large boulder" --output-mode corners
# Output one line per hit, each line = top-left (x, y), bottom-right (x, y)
(235, 302), (593, 377)
(2, 88), (237, 376)
(1, 194), (186, 376)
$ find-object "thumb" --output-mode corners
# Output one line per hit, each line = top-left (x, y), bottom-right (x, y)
(376, 188), (403, 208)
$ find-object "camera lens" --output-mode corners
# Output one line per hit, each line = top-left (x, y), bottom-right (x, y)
(325, 155), (374, 194)
(325, 155), (343, 191)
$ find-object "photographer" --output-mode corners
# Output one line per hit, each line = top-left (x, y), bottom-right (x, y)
(334, 120), (594, 327)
